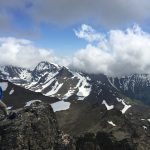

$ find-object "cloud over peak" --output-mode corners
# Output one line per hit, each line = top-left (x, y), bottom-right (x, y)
(71, 24), (150, 76)
(1, 24), (150, 76)
(0, 37), (68, 68)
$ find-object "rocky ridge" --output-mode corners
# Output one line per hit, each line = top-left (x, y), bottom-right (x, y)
(0, 102), (149, 150)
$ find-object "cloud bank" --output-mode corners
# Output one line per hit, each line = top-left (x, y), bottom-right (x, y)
(1, 24), (150, 76)
(71, 24), (150, 76)
(25, 0), (150, 27)
(0, 37), (69, 68)
(0, 0), (150, 33)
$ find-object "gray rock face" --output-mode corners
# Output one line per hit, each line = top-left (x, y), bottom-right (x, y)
(0, 102), (59, 150)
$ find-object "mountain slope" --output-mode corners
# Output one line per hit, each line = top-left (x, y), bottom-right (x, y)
(0, 61), (92, 101)
(56, 100), (150, 150)
(0, 79), (58, 109)
(109, 74), (150, 105)
(1, 101), (148, 150)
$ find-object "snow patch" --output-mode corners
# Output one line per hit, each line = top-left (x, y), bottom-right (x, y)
(75, 73), (91, 100)
(143, 126), (147, 130)
(25, 100), (41, 107)
(148, 119), (150, 122)
(45, 81), (63, 96)
(121, 104), (131, 114)
(0, 82), (8, 91)
(51, 101), (70, 112)
(63, 89), (75, 99)
(77, 97), (85, 100)
(7, 106), (13, 110)
(19, 70), (32, 81)
(116, 98), (131, 114)
(107, 121), (116, 127)
(9, 88), (14, 95)
(62, 72), (91, 100)
(102, 100), (114, 110)
(42, 78), (56, 89)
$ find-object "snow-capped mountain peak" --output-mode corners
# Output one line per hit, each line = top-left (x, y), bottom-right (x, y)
(34, 61), (60, 72)
(0, 65), (31, 80)
(1, 62), (150, 106)
(0, 62), (92, 101)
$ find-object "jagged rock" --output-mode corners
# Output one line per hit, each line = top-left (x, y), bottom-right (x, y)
(0, 102), (59, 150)
(0, 102), (149, 150)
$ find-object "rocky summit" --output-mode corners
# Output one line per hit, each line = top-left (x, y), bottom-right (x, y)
(0, 102), (60, 150)
(0, 102), (149, 150)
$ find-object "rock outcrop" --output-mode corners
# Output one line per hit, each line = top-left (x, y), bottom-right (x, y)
(0, 102), (149, 150)
(0, 102), (59, 150)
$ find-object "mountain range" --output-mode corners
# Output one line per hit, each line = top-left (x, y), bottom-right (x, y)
(1, 61), (150, 105)
(0, 61), (150, 149)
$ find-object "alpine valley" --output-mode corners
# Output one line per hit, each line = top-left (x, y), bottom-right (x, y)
(0, 61), (150, 150)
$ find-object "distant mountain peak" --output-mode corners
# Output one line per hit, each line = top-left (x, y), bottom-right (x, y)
(34, 61), (61, 72)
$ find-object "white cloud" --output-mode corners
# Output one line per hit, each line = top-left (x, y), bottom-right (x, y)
(71, 44), (113, 74)
(71, 24), (150, 76)
(0, 37), (68, 68)
(1, 24), (150, 76)
(74, 24), (104, 42)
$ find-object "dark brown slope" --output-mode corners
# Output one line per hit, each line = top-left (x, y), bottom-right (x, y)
(56, 101), (150, 150)
(0, 79), (59, 109)
(1, 101), (149, 150)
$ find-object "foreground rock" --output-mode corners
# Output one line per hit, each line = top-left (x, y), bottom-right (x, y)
(0, 102), (59, 150)
(0, 102), (149, 150)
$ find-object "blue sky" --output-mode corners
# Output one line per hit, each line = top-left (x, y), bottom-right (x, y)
(3, 9), (107, 55)
(1, 0), (150, 55)
(37, 24), (88, 55)
(1, 0), (150, 75)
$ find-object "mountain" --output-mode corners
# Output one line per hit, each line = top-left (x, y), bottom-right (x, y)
(1, 61), (150, 114)
(109, 74), (150, 105)
(1, 61), (150, 106)
(0, 61), (92, 101)
(1, 61), (150, 113)
(1, 61), (150, 115)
